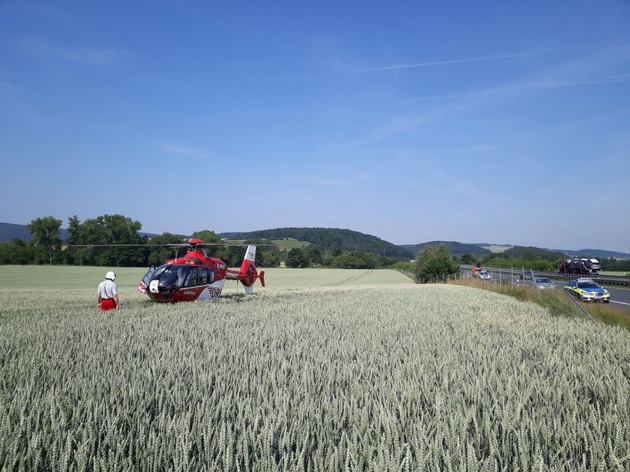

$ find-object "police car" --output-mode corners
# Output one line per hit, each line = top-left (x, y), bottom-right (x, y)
(564, 278), (610, 303)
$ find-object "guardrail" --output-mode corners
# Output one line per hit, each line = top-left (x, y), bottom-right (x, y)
(563, 288), (597, 322)
(460, 265), (630, 287)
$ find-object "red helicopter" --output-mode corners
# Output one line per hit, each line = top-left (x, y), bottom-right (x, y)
(137, 239), (265, 302)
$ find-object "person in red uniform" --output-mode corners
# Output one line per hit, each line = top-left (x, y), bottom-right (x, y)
(97, 271), (119, 311)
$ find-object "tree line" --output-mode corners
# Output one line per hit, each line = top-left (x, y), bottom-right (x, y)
(475, 247), (630, 273)
(0, 215), (283, 268)
(284, 246), (400, 269)
(6, 214), (624, 280)
(0, 214), (410, 271)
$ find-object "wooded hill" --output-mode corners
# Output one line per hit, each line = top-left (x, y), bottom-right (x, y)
(561, 248), (630, 260)
(220, 227), (414, 259)
(0, 222), (70, 242)
(499, 246), (568, 260)
(2, 221), (628, 261)
(403, 241), (492, 258)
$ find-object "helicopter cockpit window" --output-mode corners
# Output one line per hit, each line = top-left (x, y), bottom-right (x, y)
(159, 266), (186, 288)
(142, 264), (167, 286)
(184, 267), (199, 287)
(198, 268), (214, 285)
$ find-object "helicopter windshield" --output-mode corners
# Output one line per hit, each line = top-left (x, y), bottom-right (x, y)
(141, 264), (185, 288)
(142, 265), (162, 286)
(142, 264), (215, 293)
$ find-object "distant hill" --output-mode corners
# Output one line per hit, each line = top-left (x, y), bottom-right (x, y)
(0, 222), (33, 241)
(502, 246), (568, 260)
(0, 222), (70, 242)
(3, 221), (627, 260)
(558, 248), (630, 260)
(403, 241), (491, 258)
(220, 227), (414, 259)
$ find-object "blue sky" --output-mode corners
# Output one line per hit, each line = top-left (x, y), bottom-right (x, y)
(1, 1), (629, 251)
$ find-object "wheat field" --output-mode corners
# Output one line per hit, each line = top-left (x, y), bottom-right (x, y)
(1, 267), (628, 470)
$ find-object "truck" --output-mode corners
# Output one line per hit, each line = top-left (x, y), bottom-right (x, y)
(558, 258), (599, 275)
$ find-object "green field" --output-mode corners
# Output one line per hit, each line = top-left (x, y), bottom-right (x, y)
(599, 271), (630, 277)
(480, 244), (512, 253)
(1, 266), (628, 470)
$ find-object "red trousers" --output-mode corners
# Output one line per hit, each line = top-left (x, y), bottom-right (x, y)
(99, 299), (117, 311)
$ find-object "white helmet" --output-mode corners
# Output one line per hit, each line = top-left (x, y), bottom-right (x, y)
(105, 271), (116, 281)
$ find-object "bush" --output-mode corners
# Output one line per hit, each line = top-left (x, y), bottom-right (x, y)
(414, 244), (459, 283)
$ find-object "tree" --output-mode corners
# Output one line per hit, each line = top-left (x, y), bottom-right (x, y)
(331, 250), (378, 269)
(65, 214), (146, 266)
(192, 230), (221, 243)
(414, 244), (460, 283)
(146, 232), (187, 266)
(260, 249), (281, 267)
(304, 245), (324, 266)
(323, 247), (343, 265)
(286, 248), (308, 268)
(65, 215), (86, 265)
(0, 240), (34, 264)
(460, 253), (478, 265)
(27, 216), (62, 264)
(329, 247), (343, 257)
(213, 245), (246, 267)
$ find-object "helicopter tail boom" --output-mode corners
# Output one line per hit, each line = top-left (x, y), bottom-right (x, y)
(225, 245), (265, 292)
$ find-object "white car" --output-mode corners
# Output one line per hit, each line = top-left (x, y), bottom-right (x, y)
(533, 277), (555, 289)
(478, 270), (491, 280)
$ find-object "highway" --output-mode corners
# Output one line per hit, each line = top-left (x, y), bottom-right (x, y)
(551, 281), (630, 311)
(462, 268), (630, 313)
(592, 285), (630, 310)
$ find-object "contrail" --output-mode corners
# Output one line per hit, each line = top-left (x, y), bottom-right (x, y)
(356, 42), (630, 73)
(533, 74), (630, 88)
(356, 51), (541, 72)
